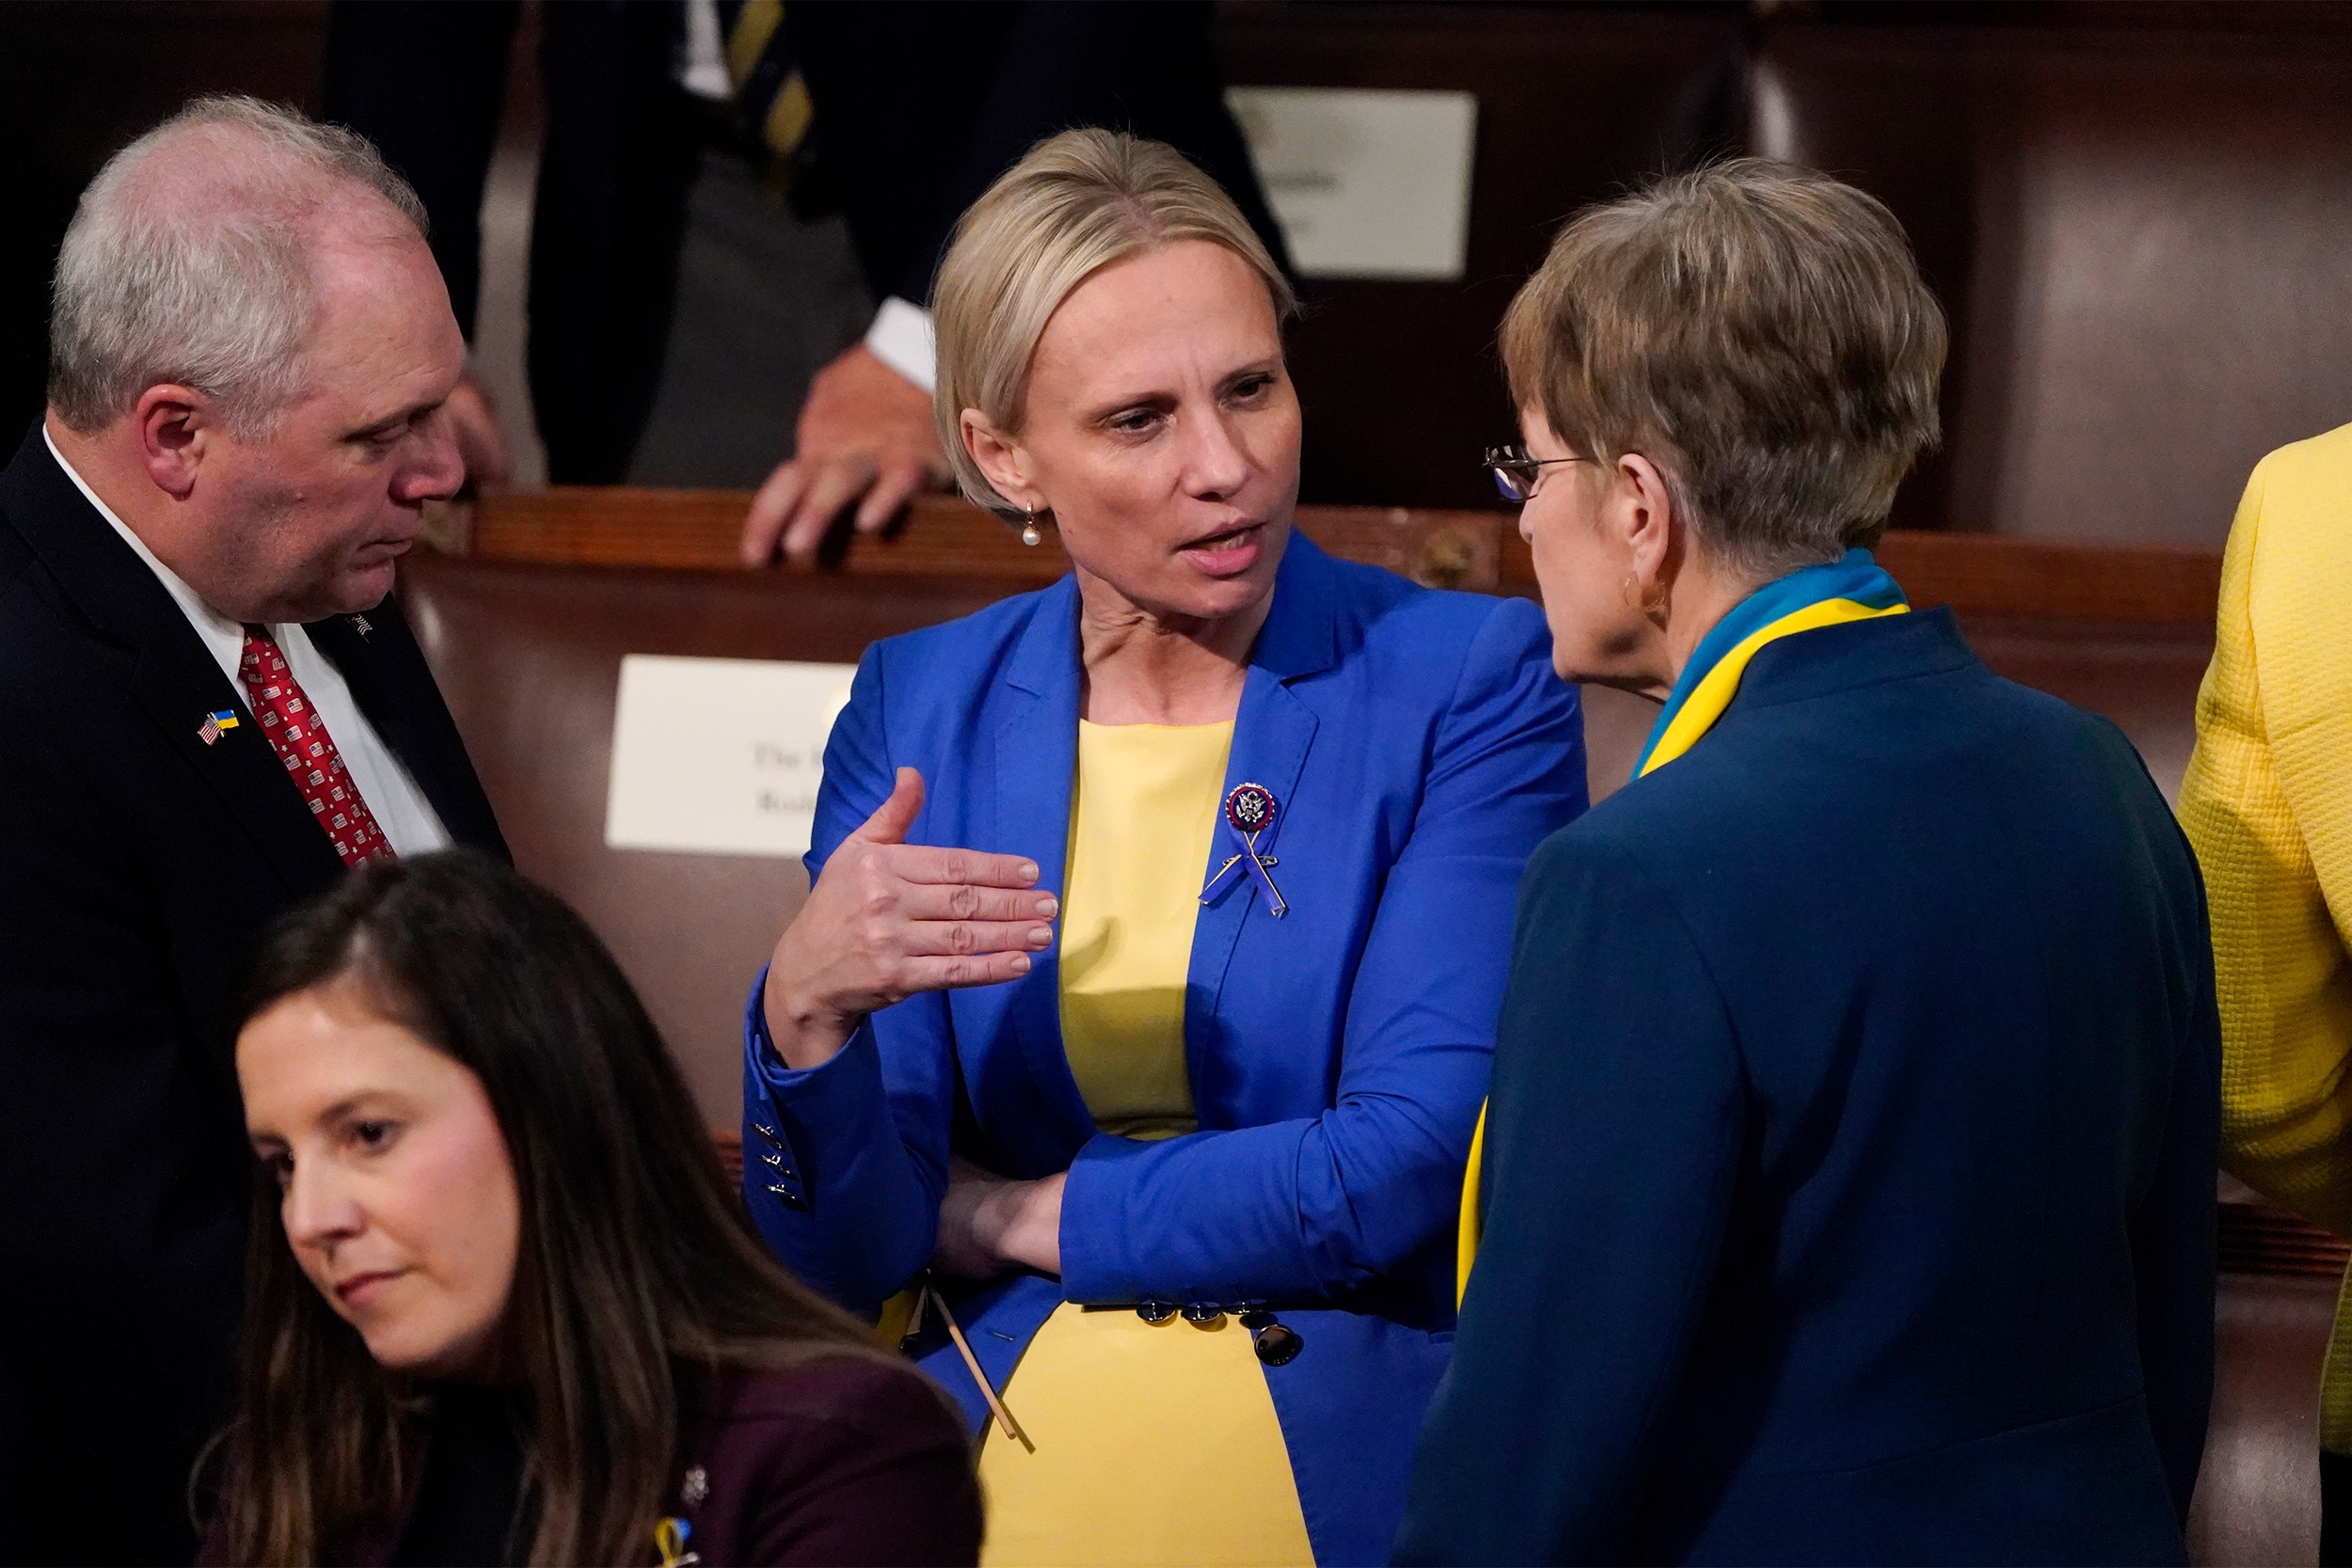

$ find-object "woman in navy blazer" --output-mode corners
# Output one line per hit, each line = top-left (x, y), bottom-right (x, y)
(1395, 162), (2218, 1566)
(739, 133), (1583, 1565)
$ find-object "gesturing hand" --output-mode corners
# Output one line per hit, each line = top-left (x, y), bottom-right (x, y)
(762, 768), (1057, 1071)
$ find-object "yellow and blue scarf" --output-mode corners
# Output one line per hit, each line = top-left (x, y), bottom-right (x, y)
(1455, 549), (1908, 1304)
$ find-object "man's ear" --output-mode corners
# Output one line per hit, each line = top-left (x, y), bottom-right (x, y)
(961, 408), (1040, 515)
(134, 384), (215, 501)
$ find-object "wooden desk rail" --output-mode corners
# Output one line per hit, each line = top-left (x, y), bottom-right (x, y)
(465, 488), (2226, 627)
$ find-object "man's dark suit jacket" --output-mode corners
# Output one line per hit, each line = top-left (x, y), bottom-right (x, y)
(0, 425), (507, 1565)
(322, 0), (1288, 483)
(1394, 609), (2220, 1566)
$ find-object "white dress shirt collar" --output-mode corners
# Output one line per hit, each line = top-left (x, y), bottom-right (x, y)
(44, 422), (251, 689)
(40, 422), (455, 857)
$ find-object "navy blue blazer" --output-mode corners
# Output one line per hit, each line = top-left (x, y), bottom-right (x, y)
(1394, 609), (2219, 1567)
(740, 534), (1587, 1565)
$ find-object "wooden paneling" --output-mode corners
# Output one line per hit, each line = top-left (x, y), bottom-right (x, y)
(468, 487), (1524, 590)
(470, 486), (2224, 626)
(473, 488), (1057, 579)
(1756, 23), (2352, 551)
(2191, 1272), (2334, 1567)
(1216, 4), (1748, 510)
(1869, 531), (2223, 625)
(2222, 1198), (2352, 1281)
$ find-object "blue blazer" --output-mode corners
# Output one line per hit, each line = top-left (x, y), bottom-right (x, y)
(1394, 609), (2220, 1567)
(741, 535), (1587, 1565)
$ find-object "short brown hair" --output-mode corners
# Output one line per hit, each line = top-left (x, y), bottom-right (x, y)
(933, 128), (1295, 516)
(1501, 158), (1946, 576)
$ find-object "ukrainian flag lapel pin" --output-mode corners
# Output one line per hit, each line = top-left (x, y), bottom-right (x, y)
(654, 1516), (700, 1567)
(198, 709), (240, 747)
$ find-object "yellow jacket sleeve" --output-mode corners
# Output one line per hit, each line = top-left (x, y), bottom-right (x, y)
(2179, 422), (2352, 1235)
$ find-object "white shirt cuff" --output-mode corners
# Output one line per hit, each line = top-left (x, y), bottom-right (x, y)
(864, 297), (937, 394)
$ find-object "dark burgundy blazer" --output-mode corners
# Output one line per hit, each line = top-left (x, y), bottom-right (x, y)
(201, 1356), (983, 1568)
(645, 1358), (982, 1568)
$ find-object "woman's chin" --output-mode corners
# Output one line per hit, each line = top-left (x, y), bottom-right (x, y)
(1103, 562), (1278, 626)
(1174, 576), (1275, 625)
(364, 1320), (502, 1381)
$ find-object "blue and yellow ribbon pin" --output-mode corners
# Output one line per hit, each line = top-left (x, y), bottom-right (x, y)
(655, 1516), (699, 1567)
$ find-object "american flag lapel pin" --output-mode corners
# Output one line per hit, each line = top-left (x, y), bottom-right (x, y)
(198, 709), (240, 746)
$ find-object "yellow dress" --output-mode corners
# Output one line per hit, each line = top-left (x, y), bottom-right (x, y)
(2178, 420), (2352, 1452)
(975, 720), (1316, 1568)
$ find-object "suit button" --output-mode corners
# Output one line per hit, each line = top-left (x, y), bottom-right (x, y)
(1252, 1323), (1303, 1366)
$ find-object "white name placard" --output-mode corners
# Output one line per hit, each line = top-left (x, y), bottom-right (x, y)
(605, 655), (858, 859)
(1227, 87), (1478, 281)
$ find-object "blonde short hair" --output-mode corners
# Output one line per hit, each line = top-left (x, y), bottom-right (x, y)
(932, 128), (1295, 516)
(1501, 158), (1946, 576)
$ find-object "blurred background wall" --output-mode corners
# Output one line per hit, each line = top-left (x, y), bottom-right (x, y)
(4, 0), (2348, 547)
(10, 18), (2350, 1553)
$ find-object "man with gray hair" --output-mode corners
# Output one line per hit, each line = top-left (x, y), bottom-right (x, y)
(0, 96), (505, 1562)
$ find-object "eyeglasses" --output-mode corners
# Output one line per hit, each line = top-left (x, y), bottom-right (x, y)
(1483, 444), (1591, 503)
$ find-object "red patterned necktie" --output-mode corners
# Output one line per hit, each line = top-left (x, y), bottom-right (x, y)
(238, 626), (395, 868)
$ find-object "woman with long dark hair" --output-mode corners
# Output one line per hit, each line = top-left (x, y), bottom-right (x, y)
(202, 849), (982, 1567)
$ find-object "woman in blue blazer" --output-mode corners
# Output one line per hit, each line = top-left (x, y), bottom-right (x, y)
(739, 133), (1584, 1565)
(1395, 161), (2218, 1566)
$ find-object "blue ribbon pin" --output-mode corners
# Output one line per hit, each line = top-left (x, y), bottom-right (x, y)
(1200, 782), (1288, 919)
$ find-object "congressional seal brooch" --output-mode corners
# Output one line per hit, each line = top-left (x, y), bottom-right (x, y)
(1201, 782), (1288, 918)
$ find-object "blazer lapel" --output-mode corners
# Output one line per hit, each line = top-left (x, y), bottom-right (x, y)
(0, 427), (345, 895)
(1185, 534), (1338, 1118)
(965, 539), (1343, 1153)
(310, 597), (510, 858)
(128, 636), (349, 894)
(985, 579), (1094, 1150)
